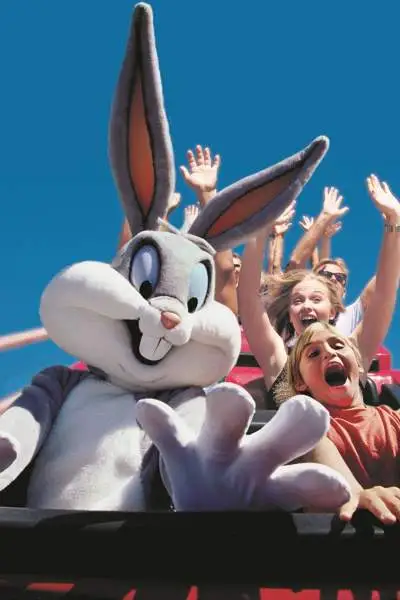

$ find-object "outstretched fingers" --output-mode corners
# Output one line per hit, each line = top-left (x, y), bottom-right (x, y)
(264, 463), (351, 511)
(203, 147), (211, 167)
(323, 186), (349, 218)
(339, 486), (400, 525)
(247, 396), (330, 475)
(382, 181), (391, 194)
(333, 192), (348, 217)
(179, 165), (191, 183)
(136, 399), (195, 463)
(299, 215), (314, 231)
(195, 144), (205, 166)
(187, 149), (197, 170)
(166, 192), (181, 215)
(276, 200), (296, 224)
(197, 384), (255, 458)
(366, 173), (400, 218)
(181, 204), (200, 232)
(212, 153), (221, 170)
(366, 173), (383, 194)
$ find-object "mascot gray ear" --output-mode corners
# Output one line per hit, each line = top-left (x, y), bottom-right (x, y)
(108, 4), (330, 251)
(189, 136), (329, 252)
(108, 3), (175, 234)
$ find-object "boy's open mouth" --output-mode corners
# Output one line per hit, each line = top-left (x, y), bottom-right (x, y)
(324, 363), (348, 387)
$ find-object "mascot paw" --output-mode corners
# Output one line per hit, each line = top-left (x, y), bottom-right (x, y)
(257, 395), (331, 467)
(264, 463), (351, 511)
(137, 387), (350, 511)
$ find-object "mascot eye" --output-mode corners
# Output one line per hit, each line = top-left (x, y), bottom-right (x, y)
(130, 244), (160, 299)
(187, 262), (209, 313)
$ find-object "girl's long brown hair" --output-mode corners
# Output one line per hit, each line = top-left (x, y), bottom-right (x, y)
(266, 270), (345, 344)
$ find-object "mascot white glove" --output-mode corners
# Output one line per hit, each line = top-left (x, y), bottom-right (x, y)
(136, 383), (351, 511)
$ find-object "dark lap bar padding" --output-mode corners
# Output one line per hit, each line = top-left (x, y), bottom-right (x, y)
(248, 410), (277, 433)
(380, 384), (400, 410)
(0, 508), (399, 587)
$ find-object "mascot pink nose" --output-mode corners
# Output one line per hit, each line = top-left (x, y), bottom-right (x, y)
(160, 311), (181, 330)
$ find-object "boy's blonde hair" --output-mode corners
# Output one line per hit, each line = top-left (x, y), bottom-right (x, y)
(266, 270), (345, 343)
(275, 321), (363, 404)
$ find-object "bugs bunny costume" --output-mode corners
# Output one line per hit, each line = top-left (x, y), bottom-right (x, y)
(0, 3), (350, 513)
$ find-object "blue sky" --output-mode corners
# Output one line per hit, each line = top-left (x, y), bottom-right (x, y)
(1, 1), (399, 397)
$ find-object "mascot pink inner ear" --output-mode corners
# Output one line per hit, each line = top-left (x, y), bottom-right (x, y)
(129, 77), (155, 213)
(207, 166), (301, 237)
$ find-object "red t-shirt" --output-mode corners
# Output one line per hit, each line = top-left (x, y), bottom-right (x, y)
(327, 404), (400, 488)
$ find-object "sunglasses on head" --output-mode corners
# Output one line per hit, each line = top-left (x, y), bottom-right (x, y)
(318, 269), (347, 285)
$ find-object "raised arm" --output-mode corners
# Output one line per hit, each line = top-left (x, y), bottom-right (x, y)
(359, 276), (376, 311)
(238, 205), (295, 389)
(351, 175), (400, 370)
(272, 232), (285, 275)
(287, 187), (348, 270)
(180, 145), (238, 314)
(267, 235), (276, 274)
(298, 215), (319, 268)
(319, 220), (342, 261)
(270, 204), (294, 274)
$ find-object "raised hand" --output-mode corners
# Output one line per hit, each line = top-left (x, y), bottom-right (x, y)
(323, 221), (342, 238)
(274, 221), (292, 235)
(166, 192), (181, 217)
(181, 204), (200, 233)
(299, 215), (314, 232)
(158, 193), (182, 232)
(366, 174), (400, 221)
(273, 200), (296, 235)
(322, 187), (349, 220)
(179, 145), (221, 194)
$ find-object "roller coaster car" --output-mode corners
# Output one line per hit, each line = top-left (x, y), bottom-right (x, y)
(1, 336), (399, 598)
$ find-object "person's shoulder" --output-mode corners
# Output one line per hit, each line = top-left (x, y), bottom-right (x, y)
(344, 296), (362, 312)
(376, 404), (397, 413)
(374, 404), (400, 423)
(336, 296), (363, 336)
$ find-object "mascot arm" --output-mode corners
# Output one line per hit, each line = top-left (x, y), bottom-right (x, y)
(0, 365), (87, 491)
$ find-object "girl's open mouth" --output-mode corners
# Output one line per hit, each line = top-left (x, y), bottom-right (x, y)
(300, 316), (318, 327)
(324, 363), (348, 387)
